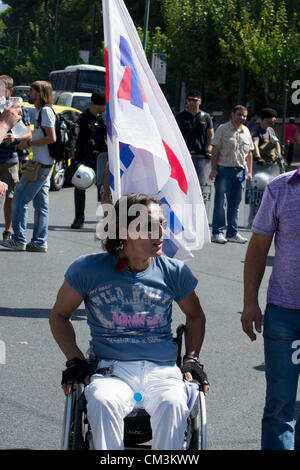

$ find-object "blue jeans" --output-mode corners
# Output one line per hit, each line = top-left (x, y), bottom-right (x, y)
(212, 166), (245, 237)
(262, 304), (300, 450)
(192, 155), (210, 186)
(96, 152), (108, 201)
(12, 166), (52, 248)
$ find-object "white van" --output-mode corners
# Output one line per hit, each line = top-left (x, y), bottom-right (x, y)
(55, 92), (91, 111)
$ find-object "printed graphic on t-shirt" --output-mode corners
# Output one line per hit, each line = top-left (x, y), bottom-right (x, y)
(89, 283), (171, 343)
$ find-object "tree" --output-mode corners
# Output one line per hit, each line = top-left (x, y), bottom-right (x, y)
(0, 0), (106, 84)
(219, 0), (300, 109)
(161, 0), (300, 116)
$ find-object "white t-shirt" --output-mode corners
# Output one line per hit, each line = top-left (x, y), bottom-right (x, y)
(32, 107), (56, 165)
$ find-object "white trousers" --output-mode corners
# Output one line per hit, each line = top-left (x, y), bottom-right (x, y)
(84, 360), (189, 450)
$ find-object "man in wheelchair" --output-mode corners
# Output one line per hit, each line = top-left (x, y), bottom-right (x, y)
(50, 193), (209, 450)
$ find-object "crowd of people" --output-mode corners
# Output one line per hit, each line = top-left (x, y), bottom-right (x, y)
(1, 80), (300, 450)
(0, 77), (108, 252)
(176, 91), (300, 450)
(176, 90), (299, 246)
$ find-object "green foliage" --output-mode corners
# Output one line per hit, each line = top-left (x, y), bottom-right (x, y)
(219, 0), (300, 87)
(0, 0), (105, 84)
(0, 0), (299, 115)
(161, 0), (300, 113)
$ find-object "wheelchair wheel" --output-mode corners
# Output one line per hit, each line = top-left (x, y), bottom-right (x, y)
(61, 387), (74, 450)
(61, 383), (89, 450)
(188, 390), (207, 450)
(72, 383), (86, 450)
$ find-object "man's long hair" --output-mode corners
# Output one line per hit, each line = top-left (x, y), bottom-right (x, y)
(31, 80), (53, 107)
(103, 193), (162, 255)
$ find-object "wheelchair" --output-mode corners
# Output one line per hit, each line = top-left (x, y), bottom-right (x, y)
(60, 324), (207, 450)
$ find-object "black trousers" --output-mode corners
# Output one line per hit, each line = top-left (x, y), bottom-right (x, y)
(286, 142), (294, 165)
(74, 187), (86, 222)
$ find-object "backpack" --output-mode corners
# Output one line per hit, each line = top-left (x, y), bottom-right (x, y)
(258, 128), (279, 164)
(37, 107), (79, 162)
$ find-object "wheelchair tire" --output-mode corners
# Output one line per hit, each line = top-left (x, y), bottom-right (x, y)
(188, 391), (207, 450)
(61, 384), (88, 450)
(71, 383), (87, 450)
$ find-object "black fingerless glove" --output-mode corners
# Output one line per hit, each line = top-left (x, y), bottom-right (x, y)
(61, 358), (92, 385)
(181, 361), (209, 388)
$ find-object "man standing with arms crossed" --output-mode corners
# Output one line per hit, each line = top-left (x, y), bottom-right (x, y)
(241, 167), (300, 449)
(209, 105), (253, 244)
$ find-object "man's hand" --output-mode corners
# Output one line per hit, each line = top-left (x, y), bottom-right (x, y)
(246, 171), (252, 181)
(0, 103), (21, 131)
(3, 133), (15, 144)
(17, 140), (30, 151)
(0, 180), (8, 197)
(241, 304), (262, 341)
(61, 358), (92, 396)
(209, 169), (218, 180)
(181, 361), (210, 395)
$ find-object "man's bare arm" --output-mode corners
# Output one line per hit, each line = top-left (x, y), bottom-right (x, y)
(206, 127), (214, 151)
(177, 291), (206, 357)
(177, 291), (209, 393)
(209, 145), (219, 180)
(49, 280), (85, 360)
(241, 232), (273, 341)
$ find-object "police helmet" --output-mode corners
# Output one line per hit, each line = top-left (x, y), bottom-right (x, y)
(251, 172), (271, 191)
(71, 164), (96, 190)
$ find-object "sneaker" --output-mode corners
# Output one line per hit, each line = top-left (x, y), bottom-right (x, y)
(2, 230), (12, 240)
(71, 219), (84, 229)
(227, 233), (248, 244)
(0, 239), (25, 250)
(211, 233), (227, 244)
(26, 242), (47, 253)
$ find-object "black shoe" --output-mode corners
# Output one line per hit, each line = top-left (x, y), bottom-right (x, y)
(3, 230), (12, 240)
(71, 219), (84, 229)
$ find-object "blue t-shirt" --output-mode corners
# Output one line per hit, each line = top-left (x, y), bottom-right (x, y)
(65, 253), (198, 363)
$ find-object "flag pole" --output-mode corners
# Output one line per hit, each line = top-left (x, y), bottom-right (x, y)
(142, 0), (150, 50)
(112, 134), (121, 203)
(102, 0), (122, 203)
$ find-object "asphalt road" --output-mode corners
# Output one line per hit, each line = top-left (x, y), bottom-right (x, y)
(0, 183), (298, 451)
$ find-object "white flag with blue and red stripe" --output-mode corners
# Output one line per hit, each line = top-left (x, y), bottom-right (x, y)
(102, 0), (210, 260)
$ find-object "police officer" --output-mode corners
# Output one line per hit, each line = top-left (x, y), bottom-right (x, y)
(176, 90), (214, 187)
(71, 89), (107, 229)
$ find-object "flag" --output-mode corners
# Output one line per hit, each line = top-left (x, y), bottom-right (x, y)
(102, 0), (210, 260)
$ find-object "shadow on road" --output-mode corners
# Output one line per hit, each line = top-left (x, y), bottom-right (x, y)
(0, 307), (86, 320)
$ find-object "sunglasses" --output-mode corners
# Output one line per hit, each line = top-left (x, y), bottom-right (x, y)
(142, 218), (168, 233)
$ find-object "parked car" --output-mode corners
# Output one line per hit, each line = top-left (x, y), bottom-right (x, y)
(20, 102), (81, 190)
(11, 85), (30, 102)
(55, 92), (91, 111)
